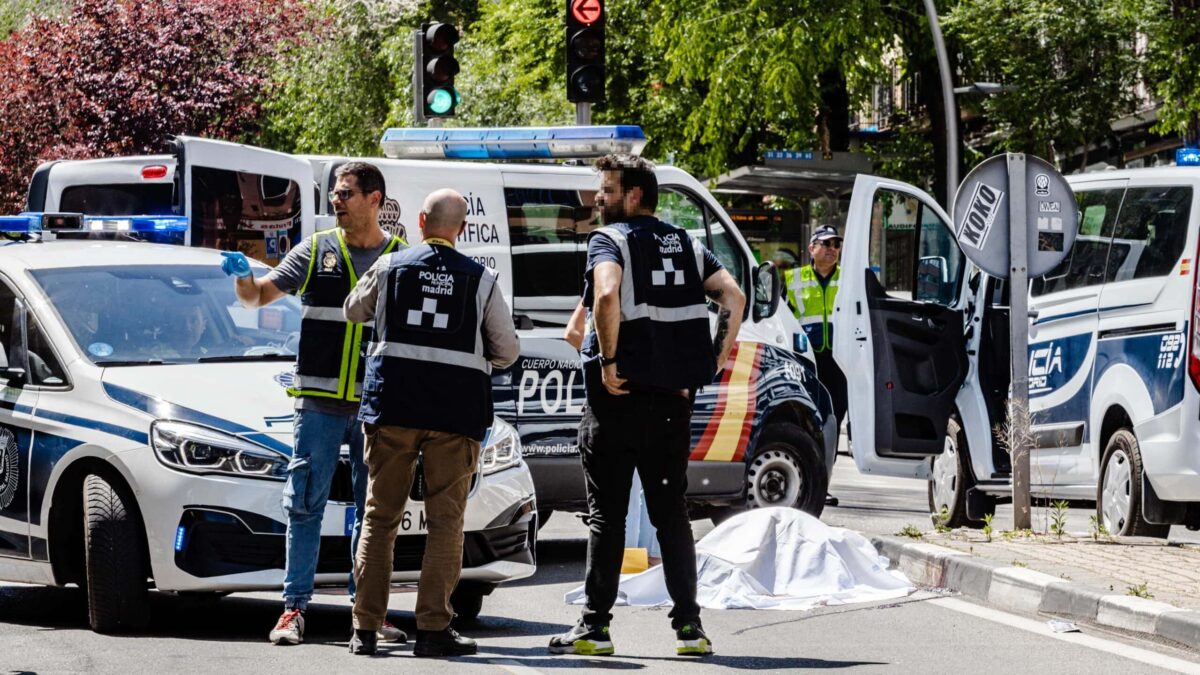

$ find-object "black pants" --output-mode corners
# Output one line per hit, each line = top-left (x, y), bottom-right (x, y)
(578, 367), (700, 629)
(814, 348), (847, 429)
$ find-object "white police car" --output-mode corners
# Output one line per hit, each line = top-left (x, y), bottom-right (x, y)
(0, 214), (535, 632)
(835, 165), (1200, 537)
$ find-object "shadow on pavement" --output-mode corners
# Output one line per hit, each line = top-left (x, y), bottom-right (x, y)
(478, 645), (884, 670)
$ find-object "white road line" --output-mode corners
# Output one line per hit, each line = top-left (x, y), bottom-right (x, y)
(929, 597), (1200, 674)
(488, 658), (546, 675)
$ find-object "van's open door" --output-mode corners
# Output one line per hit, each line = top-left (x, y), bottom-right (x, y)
(833, 175), (975, 478)
(175, 137), (315, 266)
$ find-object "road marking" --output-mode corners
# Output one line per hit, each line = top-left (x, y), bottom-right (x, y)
(489, 658), (546, 675)
(930, 597), (1200, 674)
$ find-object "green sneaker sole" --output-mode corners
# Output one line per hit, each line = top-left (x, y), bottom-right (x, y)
(550, 639), (614, 656)
(677, 638), (713, 656)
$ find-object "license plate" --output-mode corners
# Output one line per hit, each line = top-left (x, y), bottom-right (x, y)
(345, 505), (427, 535)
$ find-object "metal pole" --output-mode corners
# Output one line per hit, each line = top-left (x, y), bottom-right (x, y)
(412, 29), (427, 127)
(575, 102), (592, 126)
(923, 0), (958, 209)
(1007, 152), (1032, 531)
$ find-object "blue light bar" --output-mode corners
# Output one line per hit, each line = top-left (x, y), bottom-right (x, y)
(0, 212), (189, 235)
(174, 525), (187, 552)
(1178, 147), (1200, 167)
(0, 214), (40, 234)
(380, 125), (647, 160)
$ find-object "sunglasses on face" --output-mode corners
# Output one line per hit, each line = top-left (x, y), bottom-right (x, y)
(329, 188), (362, 202)
(815, 239), (842, 249)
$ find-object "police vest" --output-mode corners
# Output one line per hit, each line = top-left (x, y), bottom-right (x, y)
(289, 228), (405, 401)
(358, 243), (498, 441)
(586, 219), (716, 390)
(786, 264), (839, 353)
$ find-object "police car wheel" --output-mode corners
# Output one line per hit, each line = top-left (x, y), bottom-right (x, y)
(745, 423), (828, 517)
(83, 472), (150, 633)
(927, 415), (993, 529)
(1098, 429), (1170, 539)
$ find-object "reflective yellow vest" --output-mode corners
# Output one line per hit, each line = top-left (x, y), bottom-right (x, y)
(785, 264), (839, 353)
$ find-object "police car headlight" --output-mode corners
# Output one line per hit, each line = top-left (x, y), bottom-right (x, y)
(480, 417), (522, 476)
(151, 421), (288, 480)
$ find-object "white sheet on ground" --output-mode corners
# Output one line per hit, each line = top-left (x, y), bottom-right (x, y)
(565, 507), (913, 611)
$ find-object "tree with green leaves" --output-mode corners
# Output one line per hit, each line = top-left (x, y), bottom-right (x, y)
(1144, 0), (1200, 145)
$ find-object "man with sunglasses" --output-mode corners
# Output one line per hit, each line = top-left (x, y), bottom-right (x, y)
(786, 225), (846, 505)
(220, 162), (407, 646)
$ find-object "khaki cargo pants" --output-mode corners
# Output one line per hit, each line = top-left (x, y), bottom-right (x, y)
(352, 424), (480, 632)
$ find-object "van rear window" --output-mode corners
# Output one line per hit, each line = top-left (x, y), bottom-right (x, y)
(504, 187), (598, 326)
(59, 184), (174, 216)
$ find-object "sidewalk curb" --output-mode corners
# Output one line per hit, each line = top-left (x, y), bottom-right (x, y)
(872, 535), (1200, 651)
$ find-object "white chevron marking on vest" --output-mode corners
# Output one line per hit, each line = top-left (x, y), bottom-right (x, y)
(407, 297), (449, 329)
(651, 257), (685, 286)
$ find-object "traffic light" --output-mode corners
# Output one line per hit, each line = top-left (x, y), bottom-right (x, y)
(421, 22), (459, 118)
(565, 0), (605, 103)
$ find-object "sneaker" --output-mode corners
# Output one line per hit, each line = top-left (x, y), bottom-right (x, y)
(414, 627), (478, 657)
(675, 623), (713, 656)
(269, 608), (305, 645)
(349, 628), (377, 656)
(548, 622), (614, 656)
(377, 620), (408, 643)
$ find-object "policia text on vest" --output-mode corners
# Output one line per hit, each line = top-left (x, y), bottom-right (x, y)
(344, 188), (519, 658)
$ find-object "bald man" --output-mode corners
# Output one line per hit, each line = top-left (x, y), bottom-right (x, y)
(343, 189), (518, 657)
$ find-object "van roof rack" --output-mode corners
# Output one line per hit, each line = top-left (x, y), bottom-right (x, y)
(379, 125), (646, 160)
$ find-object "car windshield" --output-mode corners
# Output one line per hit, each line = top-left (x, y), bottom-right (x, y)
(30, 265), (301, 365)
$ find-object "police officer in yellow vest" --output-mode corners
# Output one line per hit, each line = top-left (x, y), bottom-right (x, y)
(785, 225), (846, 504)
(221, 162), (407, 647)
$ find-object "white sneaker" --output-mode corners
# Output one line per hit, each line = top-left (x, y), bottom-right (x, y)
(269, 608), (305, 645)
(377, 619), (408, 643)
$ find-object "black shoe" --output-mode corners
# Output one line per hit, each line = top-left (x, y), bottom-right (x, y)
(413, 627), (477, 657)
(349, 628), (377, 655)
(675, 623), (713, 656)
(548, 622), (614, 655)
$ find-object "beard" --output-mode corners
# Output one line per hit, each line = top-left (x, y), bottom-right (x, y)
(600, 203), (626, 224)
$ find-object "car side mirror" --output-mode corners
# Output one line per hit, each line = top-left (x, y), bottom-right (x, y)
(752, 262), (781, 322)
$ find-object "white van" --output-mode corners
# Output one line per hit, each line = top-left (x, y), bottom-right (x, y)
(25, 127), (839, 529)
(833, 169), (1200, 537)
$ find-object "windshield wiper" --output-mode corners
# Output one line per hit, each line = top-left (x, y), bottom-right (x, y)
(197, 353), (294, 363)
(94, 358), (166, 366)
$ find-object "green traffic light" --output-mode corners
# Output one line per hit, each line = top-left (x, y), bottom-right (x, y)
(428, 88), (455, 115)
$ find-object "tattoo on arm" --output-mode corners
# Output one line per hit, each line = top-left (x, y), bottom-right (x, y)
(713, 308), (731, 358)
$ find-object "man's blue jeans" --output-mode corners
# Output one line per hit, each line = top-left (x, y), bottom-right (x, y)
(282, 408), (367, 610)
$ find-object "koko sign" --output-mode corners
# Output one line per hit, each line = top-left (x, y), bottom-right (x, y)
(951, 153), (1079, 279)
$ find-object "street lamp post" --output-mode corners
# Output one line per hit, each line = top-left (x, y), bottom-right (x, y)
(923, 0), (957, 210)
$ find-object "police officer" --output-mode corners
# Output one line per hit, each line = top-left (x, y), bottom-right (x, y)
(550, 155), (745, 658)
(343, 188), (519, 658)
(221, 162), (407, 646)
(786, 225), (847, 501)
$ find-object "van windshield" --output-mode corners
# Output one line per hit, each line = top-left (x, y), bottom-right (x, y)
(31, 265), (301, 366)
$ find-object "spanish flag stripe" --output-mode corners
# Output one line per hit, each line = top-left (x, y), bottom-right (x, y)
(692, 343), (759, 462)
(690, 347), (737, 461)
(729, 347), (762, 462)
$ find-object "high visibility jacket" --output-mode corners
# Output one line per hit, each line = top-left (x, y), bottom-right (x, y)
(584, 219), (716, 390)
(786, 264), (839, 353)
(359, 243), (498, 441)
(289, 228), (405, 401)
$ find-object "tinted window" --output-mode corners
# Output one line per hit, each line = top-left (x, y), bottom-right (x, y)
(504, 187), (597, 325)
(1032, 188), (1123, 296)
(60, 184), (174, 216)
(190, 166), (303, 266)
(867, 189), (963, 305)
(1106, 186), (1193, 281)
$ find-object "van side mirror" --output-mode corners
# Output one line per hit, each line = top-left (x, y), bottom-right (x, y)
(752, 262), (781, 322)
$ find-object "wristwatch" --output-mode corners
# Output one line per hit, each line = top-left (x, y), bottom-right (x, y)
(599, 354), (618, 367)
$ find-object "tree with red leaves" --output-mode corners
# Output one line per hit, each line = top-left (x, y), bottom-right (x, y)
(0, 0), (318, 211)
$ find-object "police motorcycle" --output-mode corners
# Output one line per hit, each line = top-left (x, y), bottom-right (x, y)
(27, 126), (838, 530)
(0, 212), (535, 632)
(834, 167), (1200, 536)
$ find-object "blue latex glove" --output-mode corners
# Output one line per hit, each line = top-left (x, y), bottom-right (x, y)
(220, 251), (252, 279)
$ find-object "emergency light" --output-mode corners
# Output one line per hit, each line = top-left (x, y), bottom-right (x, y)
(0, 212), (189, 235)
(379, 125), (647, 160)
(1178, 147), (1200, 167)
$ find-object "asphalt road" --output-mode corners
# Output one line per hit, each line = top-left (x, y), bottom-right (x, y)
(2, 448), (1199, 673)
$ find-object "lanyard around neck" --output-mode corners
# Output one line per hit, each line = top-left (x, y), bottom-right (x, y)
(424, 236), (456, 248)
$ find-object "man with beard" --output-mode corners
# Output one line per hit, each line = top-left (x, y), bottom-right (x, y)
(549, 155), (745, 657)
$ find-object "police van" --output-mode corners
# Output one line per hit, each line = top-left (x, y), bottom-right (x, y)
(0, 214), (536, 632)
(833, 167), (1200, 537)
(27, 127), (838, 525)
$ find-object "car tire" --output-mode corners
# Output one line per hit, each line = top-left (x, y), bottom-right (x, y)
(1098, 429), (1170, 539)
(83, 472), (150, 633)
(927, 415), (994, 529)
(450, 583), (489, 622)
(744, 422), (828, 518)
